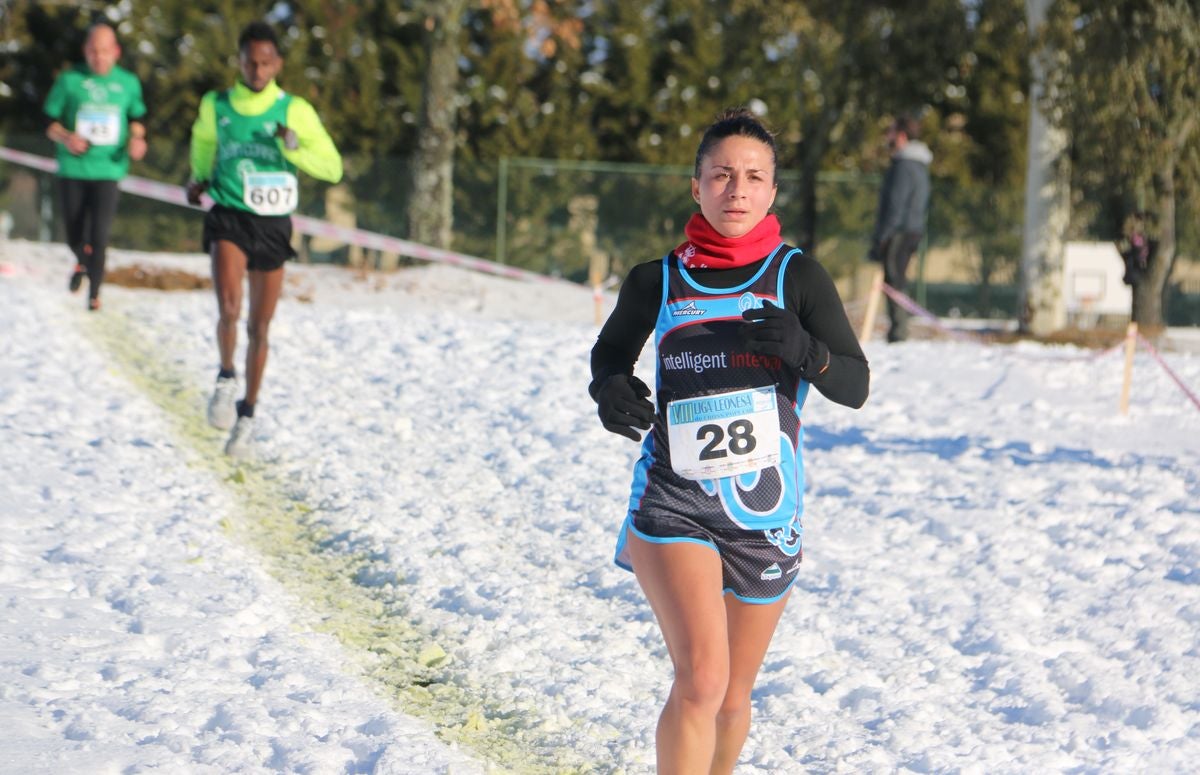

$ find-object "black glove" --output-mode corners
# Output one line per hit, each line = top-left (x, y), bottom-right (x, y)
(739, 301), (811, 369)
(275, 123), (299, 150)
(186, 179), (208, 206)
(595, 374), (655, 442)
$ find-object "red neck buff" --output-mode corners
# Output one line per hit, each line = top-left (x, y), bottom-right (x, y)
(675, 213), (783, 269)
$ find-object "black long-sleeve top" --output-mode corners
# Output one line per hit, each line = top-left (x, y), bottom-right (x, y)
(590, 251), (870, 409)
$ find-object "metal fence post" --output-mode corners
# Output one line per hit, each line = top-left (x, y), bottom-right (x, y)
(495, 156), (508, 265)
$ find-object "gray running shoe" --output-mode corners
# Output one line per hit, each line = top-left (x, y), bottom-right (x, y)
(224, 415), (254, 457)
(207, 377), (238, 430)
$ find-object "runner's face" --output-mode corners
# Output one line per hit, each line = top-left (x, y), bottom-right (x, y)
(239, 40), (282, 92)
(691, 135), (778, 239)
(83, 26), (120, 76)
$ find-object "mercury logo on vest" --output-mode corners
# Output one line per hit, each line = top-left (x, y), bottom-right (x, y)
(672, 301), (707, 317)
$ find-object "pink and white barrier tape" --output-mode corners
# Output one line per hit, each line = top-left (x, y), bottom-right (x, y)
(878, 281), (986, 344)
(1, 146), (575, 287)
(1135, 332), (1200, 412)
(878, 280), (1125, 361)
(0, 148), (56, 174)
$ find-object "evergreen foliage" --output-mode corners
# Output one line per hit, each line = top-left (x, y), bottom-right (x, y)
(7, 0), (1187, 311)
(1040, 0), (1200, 327)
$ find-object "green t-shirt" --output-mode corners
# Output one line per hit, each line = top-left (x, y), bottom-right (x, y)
(43, 63), (146, 180)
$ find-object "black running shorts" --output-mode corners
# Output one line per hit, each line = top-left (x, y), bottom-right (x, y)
(203, 205), (296, 272)
(618, 510), (803, 604)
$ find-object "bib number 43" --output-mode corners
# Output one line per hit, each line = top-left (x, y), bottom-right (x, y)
(75, 105), (120, 147)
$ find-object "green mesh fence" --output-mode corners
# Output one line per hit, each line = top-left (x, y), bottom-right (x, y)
(4, 138), (1198, 323)
(492, 157), (884, 285)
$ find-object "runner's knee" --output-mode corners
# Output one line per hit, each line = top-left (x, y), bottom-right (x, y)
(672, 657), (729, 711)
(716, 686), (753, 722)
(246, 318), (271, 345)
(217, 296), (241, 323)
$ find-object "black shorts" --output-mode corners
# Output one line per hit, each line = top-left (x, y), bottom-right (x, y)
(203, 205), (296, 272)
(615, 510), (804, 604)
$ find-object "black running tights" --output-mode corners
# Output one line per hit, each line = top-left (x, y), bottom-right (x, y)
(59, 178), (120, 299)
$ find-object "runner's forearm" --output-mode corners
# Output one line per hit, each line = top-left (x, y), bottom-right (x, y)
(282, 101), (342, 183)
(46, 122), (71, 145)
(783, 261), (870, 408)
(189, 93), (217, 182)
(590, 262), (658, 399)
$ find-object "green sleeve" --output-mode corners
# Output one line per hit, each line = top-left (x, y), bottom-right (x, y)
(44, 73), (69, 123)
(189, 92), (217, 182)
(283, 97), (343, 183)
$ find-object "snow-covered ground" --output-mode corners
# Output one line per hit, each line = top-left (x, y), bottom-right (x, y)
(1, 239), (1198, 774)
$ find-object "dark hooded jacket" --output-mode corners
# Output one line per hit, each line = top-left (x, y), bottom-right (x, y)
(871, 140), (932, 245)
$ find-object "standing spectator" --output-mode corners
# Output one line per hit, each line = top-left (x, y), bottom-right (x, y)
(44, 22), (147, 311)
(1118, 211), (1155, 288)
(868, 114), (932, 342)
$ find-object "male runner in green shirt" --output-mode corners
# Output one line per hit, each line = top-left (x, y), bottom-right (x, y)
(186, 21), (342, 456)
(44, 22), (147, 310)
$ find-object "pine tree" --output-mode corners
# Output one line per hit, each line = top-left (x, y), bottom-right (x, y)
(1040, 0), (1200, 330)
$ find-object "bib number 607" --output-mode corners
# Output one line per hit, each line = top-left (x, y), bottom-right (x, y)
(249, 187), (293, 208)
(697, 419), (757, 460)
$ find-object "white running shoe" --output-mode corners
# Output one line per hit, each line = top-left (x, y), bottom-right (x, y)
(224, 415), (254, 457)
(207, 377), (238, 430)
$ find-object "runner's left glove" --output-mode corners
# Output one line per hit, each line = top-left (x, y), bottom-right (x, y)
(595, 374), (655, 442)
(275, 123), (299, 151)
(739, 301), (811, 369)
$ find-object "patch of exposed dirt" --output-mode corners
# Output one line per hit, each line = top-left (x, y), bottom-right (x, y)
(106, 263), (212, 291)
(989, 327), (1134, 349)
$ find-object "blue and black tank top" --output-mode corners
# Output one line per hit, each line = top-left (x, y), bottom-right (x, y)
(628, 244), (810, 532)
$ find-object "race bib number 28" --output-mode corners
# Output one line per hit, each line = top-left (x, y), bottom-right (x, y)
(666, 386), (780, 481)
(243, 171), (298, 216)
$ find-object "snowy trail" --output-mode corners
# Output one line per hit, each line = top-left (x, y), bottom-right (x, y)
(0, 251), (487, 773)
(2, 241), (1199, 773)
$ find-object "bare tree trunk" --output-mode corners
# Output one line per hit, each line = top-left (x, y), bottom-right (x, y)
(1132, 109), (1194, 329)
(796, 100), (844, 256)
(1132, 163), (1177, 330)
(796, 142), (821, 255)
(1019, 0), (1071, 336)
(406, 2), (467, 250)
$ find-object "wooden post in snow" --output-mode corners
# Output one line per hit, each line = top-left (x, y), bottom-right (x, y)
(1119, 322), (1138, 415)
(859, 266), (885, 344)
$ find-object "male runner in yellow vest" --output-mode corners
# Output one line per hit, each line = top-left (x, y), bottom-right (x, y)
(187, 21), (342, 456)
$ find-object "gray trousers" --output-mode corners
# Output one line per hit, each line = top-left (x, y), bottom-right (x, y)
(880, 231), (923, 342)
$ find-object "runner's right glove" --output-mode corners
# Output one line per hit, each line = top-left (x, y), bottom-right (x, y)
(595, 374), (655, 442)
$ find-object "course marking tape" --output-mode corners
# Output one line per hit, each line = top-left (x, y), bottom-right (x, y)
(1136, 331), (1200, 412)
(1, 146), (576, 288)
(877, 281), (1129, 362)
